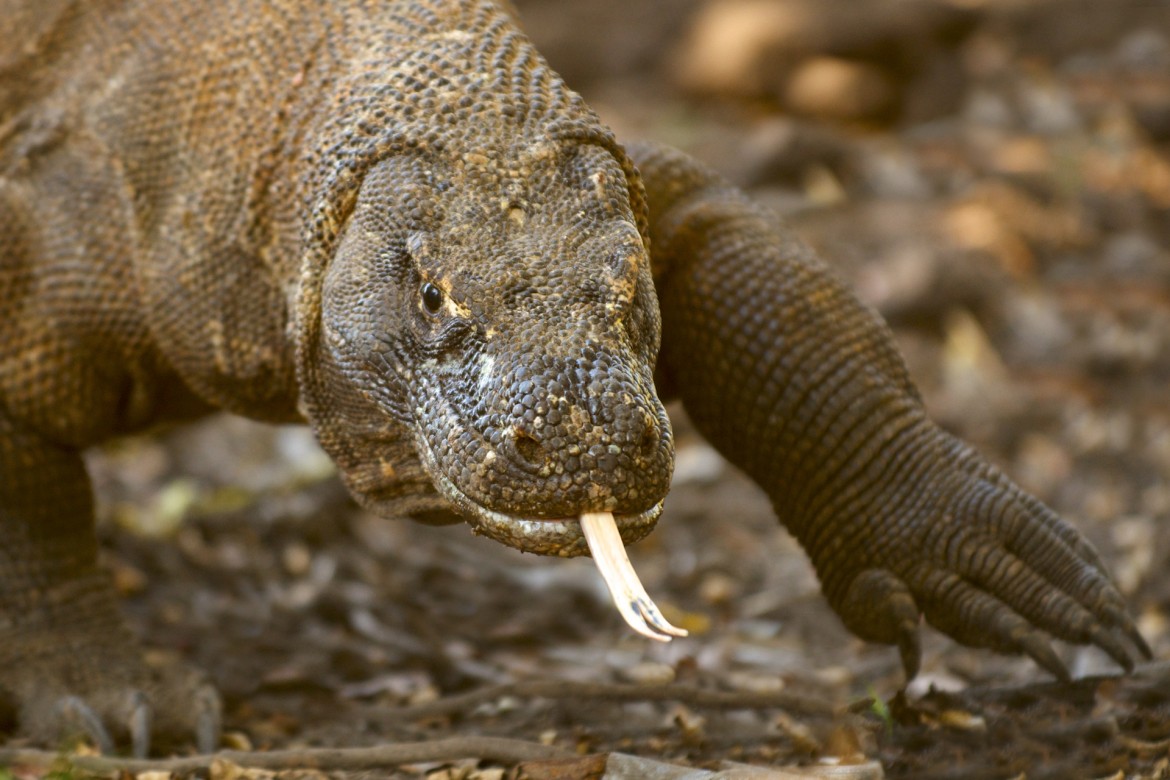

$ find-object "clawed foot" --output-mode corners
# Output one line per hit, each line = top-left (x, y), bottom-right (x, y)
(820, 430), (1150, 682)
(0, 634), (221, 756)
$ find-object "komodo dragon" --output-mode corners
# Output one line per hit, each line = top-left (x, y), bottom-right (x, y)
(0, 0), (1151, 756)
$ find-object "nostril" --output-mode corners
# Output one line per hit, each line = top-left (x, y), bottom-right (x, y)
(639, 423), (659, 457)
(636, 412), (661, 457)
(511, 428), (546, 466)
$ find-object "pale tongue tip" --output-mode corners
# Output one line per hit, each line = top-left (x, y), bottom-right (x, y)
(579, 511), (689, 641)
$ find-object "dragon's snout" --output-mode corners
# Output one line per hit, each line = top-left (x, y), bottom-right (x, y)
(465, 353), (674, 519)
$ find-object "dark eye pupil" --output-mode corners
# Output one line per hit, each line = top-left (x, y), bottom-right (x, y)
(421, 282), (443, 313)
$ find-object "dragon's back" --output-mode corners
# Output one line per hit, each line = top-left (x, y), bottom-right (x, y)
(0, 0), (96, 122)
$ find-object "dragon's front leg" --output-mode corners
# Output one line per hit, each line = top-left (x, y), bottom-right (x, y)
(631, 140), (1149, 679)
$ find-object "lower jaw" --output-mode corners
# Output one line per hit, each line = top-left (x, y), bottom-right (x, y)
(356, 485), (664, 556)
(407, 436), (665, 554)
(466, 502), (664, 557)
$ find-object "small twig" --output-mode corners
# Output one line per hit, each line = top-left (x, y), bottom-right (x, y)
(1119, 735), (1170, 757)
(0, 737), (571, 775)
(371, 680), (835, 723)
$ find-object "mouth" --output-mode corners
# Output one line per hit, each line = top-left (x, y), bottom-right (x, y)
(462, 501), (663, 557)
(411, 436), (683, 640)
(413, 432), (665, 556)
(426, 464), (664, 556)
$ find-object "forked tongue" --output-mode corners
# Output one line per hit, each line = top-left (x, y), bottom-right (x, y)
(579, 512), (688, 642)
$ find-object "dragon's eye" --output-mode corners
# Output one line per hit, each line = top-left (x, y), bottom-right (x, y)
(420, 282), (443, 314)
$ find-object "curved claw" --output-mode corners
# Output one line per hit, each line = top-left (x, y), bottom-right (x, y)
(836, 569), (922, 679)
(1087, 624), (1136, 673)
(1128, 625), (1153, 662)
(1016, 628), (1069, 682)
(895, 620), (922, 681)
(127, 691), (151, 759)
(55, 695), (114, 755)
(914, 568), (1080, 680)
(194, 684), (222, 754)
(1103, 604), (1153, 661)
(921, 472), (1150, 678)
(34, 672), (221, 756)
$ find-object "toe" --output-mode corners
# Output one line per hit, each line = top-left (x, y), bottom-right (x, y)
(836, 568), (923, 679)
(915, 569), (1072, 679)
(127, 692), (151, 759)
(53, 695), (114, 754)
(193, 684), (222, 754)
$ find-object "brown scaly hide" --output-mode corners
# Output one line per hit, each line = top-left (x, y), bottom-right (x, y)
(0, 0), (1150, 755)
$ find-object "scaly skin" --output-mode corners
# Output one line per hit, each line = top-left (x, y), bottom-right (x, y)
(0, 0), (1150, 755)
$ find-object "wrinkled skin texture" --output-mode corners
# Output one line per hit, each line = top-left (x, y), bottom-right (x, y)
(0, 0), (1150, 756)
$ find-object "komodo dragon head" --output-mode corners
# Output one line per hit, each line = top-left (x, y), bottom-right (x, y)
(294, 29), (673, 556)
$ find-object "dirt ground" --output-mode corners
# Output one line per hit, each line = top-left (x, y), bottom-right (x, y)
(12, 0), (1170, 778)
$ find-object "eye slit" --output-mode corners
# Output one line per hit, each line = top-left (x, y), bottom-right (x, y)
(420, 282), (444, 314)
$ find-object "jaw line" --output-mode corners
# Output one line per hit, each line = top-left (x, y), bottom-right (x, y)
(413, 432), (664, 557)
